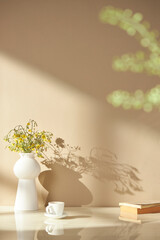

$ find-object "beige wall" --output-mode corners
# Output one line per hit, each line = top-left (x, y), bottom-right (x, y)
(1, 0), (160, 207)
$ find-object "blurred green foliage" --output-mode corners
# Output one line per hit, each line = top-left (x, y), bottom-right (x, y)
(100, 6), (160, 112)
(107, 86), (160, 112)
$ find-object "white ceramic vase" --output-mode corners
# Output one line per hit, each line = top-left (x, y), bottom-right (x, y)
(14, 153), (41, 211)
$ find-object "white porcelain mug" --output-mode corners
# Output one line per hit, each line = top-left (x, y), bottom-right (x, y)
(46, 201), (64, 216)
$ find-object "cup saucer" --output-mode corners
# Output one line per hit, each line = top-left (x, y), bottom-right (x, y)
(44, 212), (67, 219)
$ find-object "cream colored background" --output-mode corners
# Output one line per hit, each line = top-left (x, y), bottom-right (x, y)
(1, 0), (160, 207)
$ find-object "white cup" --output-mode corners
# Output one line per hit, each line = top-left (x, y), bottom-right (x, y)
(46, 201), (64, 216)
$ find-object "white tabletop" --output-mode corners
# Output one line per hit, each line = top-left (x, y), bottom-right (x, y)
(1, 207), (160, 239)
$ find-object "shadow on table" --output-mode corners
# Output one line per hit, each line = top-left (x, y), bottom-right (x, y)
(37, 227), (83, 240)
(64, 215), (90, 220)
(37, 223), (142, 240)
(0, 224), (142, 240)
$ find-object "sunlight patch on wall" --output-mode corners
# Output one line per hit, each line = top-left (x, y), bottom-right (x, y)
(1, 53), (160, 206)
(0, 52), (120, 206)
(0, 52), (115, 158)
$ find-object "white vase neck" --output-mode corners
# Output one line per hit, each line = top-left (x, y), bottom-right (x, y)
(19, 153), (35, 158)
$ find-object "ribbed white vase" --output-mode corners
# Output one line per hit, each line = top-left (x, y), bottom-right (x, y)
(14, 153), (41, 211)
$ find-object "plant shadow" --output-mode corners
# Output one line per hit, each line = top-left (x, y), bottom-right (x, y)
(39, 163), (93, 206)
(89, 147), (143, 195)
(39, 138), (143, 206)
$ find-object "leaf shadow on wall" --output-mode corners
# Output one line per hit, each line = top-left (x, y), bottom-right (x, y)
(89, 147), (143, 195)
(38, 138), (143, 206)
